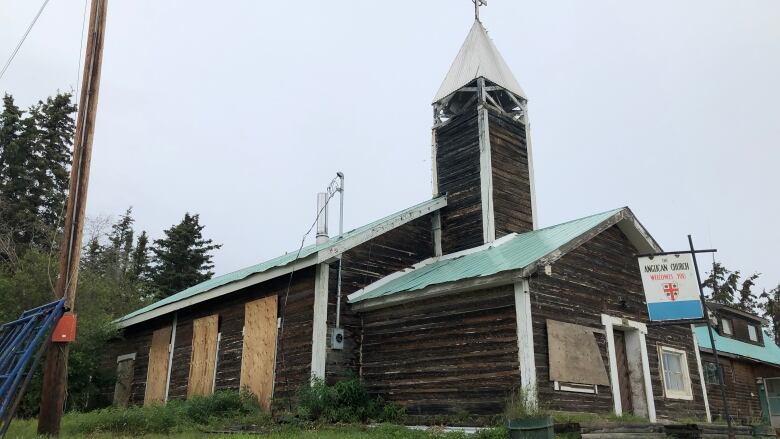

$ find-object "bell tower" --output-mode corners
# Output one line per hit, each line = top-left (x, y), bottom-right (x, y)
(432, 16), (537, 254)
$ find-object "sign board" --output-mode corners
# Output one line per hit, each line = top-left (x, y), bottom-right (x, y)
(638, 254), (703, 321)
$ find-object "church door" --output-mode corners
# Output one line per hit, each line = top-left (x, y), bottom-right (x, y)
(614, 331), (633, 414)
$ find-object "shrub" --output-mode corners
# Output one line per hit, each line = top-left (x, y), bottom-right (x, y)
(295, 377), (403, 423)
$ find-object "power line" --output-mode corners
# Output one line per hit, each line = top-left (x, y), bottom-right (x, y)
(74, 0), (89, 96)
(0, 0), (52, 81)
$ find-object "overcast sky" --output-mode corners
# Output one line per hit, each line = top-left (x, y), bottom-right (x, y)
(2, 1), (778, 293)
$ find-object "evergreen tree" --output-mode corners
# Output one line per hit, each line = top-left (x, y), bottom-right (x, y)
(0, 104), (38, 243)
(130, 230), (150, 281)
(760, 285), (780, 345)
(703, 262), (761, 312)
(0, 94), (23, 178)
(106, 207), (135, 276)
(150, 213), (221, 298)
(0, 92), (75, 249)
(33, 93), (75, 227)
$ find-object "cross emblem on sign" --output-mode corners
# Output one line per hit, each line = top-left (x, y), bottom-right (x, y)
(663, 283), (680, 301)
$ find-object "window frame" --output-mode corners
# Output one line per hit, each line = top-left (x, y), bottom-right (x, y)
(703, 361), (721, 385)
(748, 324), (759, 342)
(658, 345), (694, 400)
(721, 318), (733, 336)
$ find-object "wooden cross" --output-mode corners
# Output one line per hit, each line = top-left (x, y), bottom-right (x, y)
(473, 0), (487, 21)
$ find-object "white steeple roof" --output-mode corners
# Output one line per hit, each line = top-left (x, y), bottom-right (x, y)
(433, 20), (526, 103)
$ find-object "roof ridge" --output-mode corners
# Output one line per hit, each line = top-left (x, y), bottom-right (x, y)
(529, 207), (625, 234)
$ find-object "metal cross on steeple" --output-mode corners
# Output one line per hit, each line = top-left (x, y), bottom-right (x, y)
(473, 0), (487, 21)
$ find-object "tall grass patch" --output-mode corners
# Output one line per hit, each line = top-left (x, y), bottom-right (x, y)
(66, 390), (267, 435)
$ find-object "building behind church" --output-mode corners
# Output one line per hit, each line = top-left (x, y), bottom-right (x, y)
(106, 17), (721, 423)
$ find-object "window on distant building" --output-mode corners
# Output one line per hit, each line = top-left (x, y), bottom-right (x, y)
(659, 346), (693, 400)
(748, 325), (759, 342)
(704, 361), (721, 385)
(721, 319), (733, 336)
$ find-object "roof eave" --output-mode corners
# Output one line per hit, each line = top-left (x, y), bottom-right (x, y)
(116, 196), (448, 329)
(115, 253), (319, 329)
(350, 266), (532, 312)
(699, 346), (780, 369)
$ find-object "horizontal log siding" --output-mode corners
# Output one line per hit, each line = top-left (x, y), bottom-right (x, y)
(488, 110), (533, 236)
(700, 352), (780, 423)
(360, 285), (520, 415)
(530, 225), (708, 421)
(435, 108), (483, 254)
(327, 215), (435, 383)
(108, 267), (316, 405)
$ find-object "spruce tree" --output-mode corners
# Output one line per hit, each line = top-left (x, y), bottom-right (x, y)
(760, 285), (780, 345)
(703, 262), (761, 312)
(150, 213), (221, 298)
(0, 103), (38, 243)
(33, 93), (75, 227)
(0, 94), (23, 178)
(106, 207), (135, 276)
(130, 230), (150, 281)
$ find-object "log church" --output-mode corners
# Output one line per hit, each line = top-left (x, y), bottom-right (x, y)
(106, 14), (714, 422)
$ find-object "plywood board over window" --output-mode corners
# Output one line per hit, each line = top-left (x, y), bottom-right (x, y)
(144, 326), (173, 406)
(240, 295), (278, 410)
(187, 314), (220, 398)
(547, 319), (610, 386)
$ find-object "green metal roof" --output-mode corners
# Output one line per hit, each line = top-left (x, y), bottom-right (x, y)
(349, 207), (624, 303)
(694, 326), (780, 367)
(116, 196), (445, 324)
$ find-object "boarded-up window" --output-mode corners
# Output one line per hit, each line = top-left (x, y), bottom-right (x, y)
(113, 354), (135, 407)
(187, 315), (220, 398)
(144, 326), (173, 406)
(240, 295), (278, 410)
(547, 319), (610, 386)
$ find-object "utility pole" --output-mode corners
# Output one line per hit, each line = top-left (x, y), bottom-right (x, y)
(37, 0), (108, 435)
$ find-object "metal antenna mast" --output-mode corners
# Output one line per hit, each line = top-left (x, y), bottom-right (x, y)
(473, 0), (487, 21)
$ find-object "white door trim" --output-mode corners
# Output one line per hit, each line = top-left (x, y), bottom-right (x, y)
(601, 314), (656, 422)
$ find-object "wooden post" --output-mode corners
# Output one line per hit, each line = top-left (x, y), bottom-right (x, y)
(37, 0), (107, 435)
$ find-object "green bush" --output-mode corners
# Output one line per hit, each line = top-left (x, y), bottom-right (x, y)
(295, 378), (403, 423)
(65, 389), (266, 435)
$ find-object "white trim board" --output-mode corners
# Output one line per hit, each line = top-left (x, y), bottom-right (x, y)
(116, 353), (136, 363)
(691, 324), (712, 422)
(310, 263), (329, 379)
(514, 279), (537, 408)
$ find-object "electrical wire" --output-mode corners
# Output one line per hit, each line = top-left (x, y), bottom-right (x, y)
(74, 0), (89, 96)
(0, 0), (52, 81)
(276, 177), (340, 405)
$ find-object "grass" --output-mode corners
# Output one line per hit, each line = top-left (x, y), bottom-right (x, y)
(5, 419), (514, 439)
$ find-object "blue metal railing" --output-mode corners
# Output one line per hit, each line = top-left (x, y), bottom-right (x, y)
(0, 299), (65, 437)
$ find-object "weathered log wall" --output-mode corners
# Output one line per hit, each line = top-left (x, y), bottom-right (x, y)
(360, 285), (520, 415)
(106, 267), (316, 405)
(435, 108), (483, 254)
(488, 109), (533, 236)
(325, 215), (435, 383)
(700, 352), (780, 423)
(530, 225), (708, 420)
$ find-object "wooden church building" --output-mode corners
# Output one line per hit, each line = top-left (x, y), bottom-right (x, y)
(107, 17), (713, 422)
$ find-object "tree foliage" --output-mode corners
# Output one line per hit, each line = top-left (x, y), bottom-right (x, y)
(0, 92), (222, 415)
(0, 93), (75, 251)
(702, 262), (761, 312)
(150, 213), (221, 299)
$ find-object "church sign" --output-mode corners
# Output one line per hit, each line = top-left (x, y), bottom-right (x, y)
(638, 254), (704, 321)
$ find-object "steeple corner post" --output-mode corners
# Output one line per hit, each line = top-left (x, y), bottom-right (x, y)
(477, 78), (497, 244)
